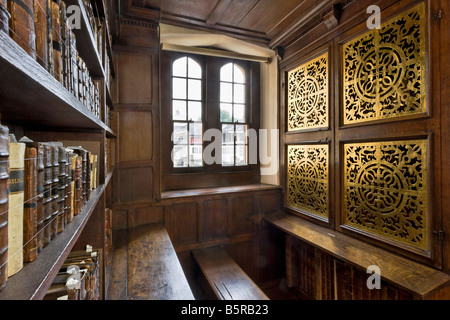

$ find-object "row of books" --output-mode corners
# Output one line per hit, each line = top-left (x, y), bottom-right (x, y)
(0, 125), (99, 291)
(44, 248), (101, 300)
(0, 0), (102, 119)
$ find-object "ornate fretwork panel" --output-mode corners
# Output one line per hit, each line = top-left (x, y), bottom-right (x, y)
(343, 3), (426, 125)
(287, 53), (328, 131)
(287, 145), (329, 219)
(343, 140), (428, 250)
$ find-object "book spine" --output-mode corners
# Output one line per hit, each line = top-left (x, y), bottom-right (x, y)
(70, 154), (75, 221)
(46, 0), (53, 75)
(70, 31), (77, 98)
(7, 0), (36, 59)
(0, 125), (9, 291)
(56, 147), (65, 234)
(42, 146), (52, 247)
(59, 1), (69, 90)
(64, 150), (71, 225)
(74, 156), (82, 216)
(23, 147), (37, 262)
(0, 0), (10, 34)
(50, 0), (61, 82)
(86, 151), (91, 200)
(50, 146), (59, 239)
(35, 144), (44, 252)
(33, 0), (48, 69)
(7, 141), (25, 277)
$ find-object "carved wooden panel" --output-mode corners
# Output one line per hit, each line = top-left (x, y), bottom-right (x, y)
(287, 53), (328, 131)
(343, 2), (426, 125)
(202, 199), (228, 241)
(343, 139), (428, 251)
(287, 145), (329, 219)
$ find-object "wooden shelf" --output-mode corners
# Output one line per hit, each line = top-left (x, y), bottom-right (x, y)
(0, 31), (109, 132)
(0, 181), (111, 300)
(65, 0), (105, 78)
(265, 212), (450, 300)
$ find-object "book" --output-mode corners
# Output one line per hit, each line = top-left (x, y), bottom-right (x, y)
(0, 125), (9, 291)
(46, 0), (53, 75)
(70, 153), (76, 221)
(7, 135), (25, 277)
(22, 144), (38, 262)
(64, 149), (72, 225)
(60, 1), (70, 90)
(50, 0), (62, 82)
(33, 143), (45, 252)
(0, 0), (9, 34)
(56, 146), (66, 234)
(74, 155), (82, 216)
(34, 0), (48, 69)
(69, 147), (87, 205)
(70, 31), (78, 98)
(7, 0), (36, 59)
(42, 145), (52, 247)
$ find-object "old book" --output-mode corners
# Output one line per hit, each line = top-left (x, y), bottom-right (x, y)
(7, 136), (25, 277)
(0, 125), (9, 291)
(34, 0), (48, 69)
(22, 145), (38, 262)
(42, 145), (52, 247)
(70, 31), (77, 98)
(74, 155), (82, 216)
(0, 0), (10, 34)
(77, 56), (83, 103)
(42, 143), (59, 241)
(56, 146), (66, 234)
(60, 1), (70, 90)
(64, 149), (72, 225)
(50, 0), (62, 82)
(69, 147), (87, 205)
(7, 0), (36, 59)
(69, 153), (76, 220)
(46, 0), (53, 75)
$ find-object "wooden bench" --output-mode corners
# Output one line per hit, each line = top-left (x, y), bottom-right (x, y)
(108, 224), (194, 300)
(192, 247), (269, 300)
(265, 212), (450, 300)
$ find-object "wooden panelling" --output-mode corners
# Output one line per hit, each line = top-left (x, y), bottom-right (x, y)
(117, 53), (153, 104)
(230, 196), (255, 236)
(118, 111), (153, 162)
(117, 167), (154, 203)
(165, 202), (199, 246)
(202, 199), (228, 241)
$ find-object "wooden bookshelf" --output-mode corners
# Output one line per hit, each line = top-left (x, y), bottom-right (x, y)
(0, 0), (116, 300)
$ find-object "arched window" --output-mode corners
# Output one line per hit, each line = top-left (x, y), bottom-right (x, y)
(171, 57), (203, 168)
(220, 63), (248, 166)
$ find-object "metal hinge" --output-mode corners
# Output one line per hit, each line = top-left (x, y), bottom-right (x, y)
(433, 9), (442, 21)
(434, 230), (445, 241)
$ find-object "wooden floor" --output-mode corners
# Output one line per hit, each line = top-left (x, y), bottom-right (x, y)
(106, 226), (298, 300)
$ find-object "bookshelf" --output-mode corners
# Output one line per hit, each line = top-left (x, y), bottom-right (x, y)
(0, 0), (116, 300)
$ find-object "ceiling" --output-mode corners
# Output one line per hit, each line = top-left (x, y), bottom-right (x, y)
(128, 0), (335, 47)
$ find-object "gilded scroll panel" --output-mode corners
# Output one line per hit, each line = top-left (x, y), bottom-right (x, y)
(287, 53), (328, 131)
(287, 145), (329, 219)
(343, 140), (428, 250)
(343, 3), (426, 125)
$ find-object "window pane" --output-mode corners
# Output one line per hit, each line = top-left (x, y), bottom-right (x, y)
(221, 63), (233, 82)
(235, 125), (247, 145)
(173, 123), (188, 144)
(188, 101), (202, 122)
(234, 84), (245, 103)
(189, 145), (203, 167)
(222, 124), (235, 145)
(234, 65), (245, 83)
(221, 82), (233, 103)
(173, 100), (187, 121)
(234, 104), (245, 123)
(220, 103), (233, 122)
(222, 145), (234, 166)
(173, 57), (187, 77)
(189, 123), (203, 145)
(173, 78), (187, 99)
(173, 145), (188, 168)
(235, 145), (248, 166)
(188, 58), (202, 79)
(188, 79), (202, 100)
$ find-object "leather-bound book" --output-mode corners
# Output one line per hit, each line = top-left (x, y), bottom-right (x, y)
(77, 56), (83, 103)
(22, 145), (37, 262)
(56, 146), (66, 234)
(69, 147), (87, 205)
(73, 155), (82, 216)
(0, 0), (10, 34)
(46, 0), (53, 75)
(47, 144), (59, 240)
(7, 0), (36, 59)
(33, 143), (44, 252)
(64, 149), (72, 225)
(7, 136), (25, 277)
(86, 151), (91, 200)
(33, 0), (48, 69)
(69, 153), (75, 220)
(0, 125), (9, 291)
(60, 1), (70, 89)
(42, 145), (52, 247)
(50, 0), (62, 82)
(70, 31), (77, 98)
